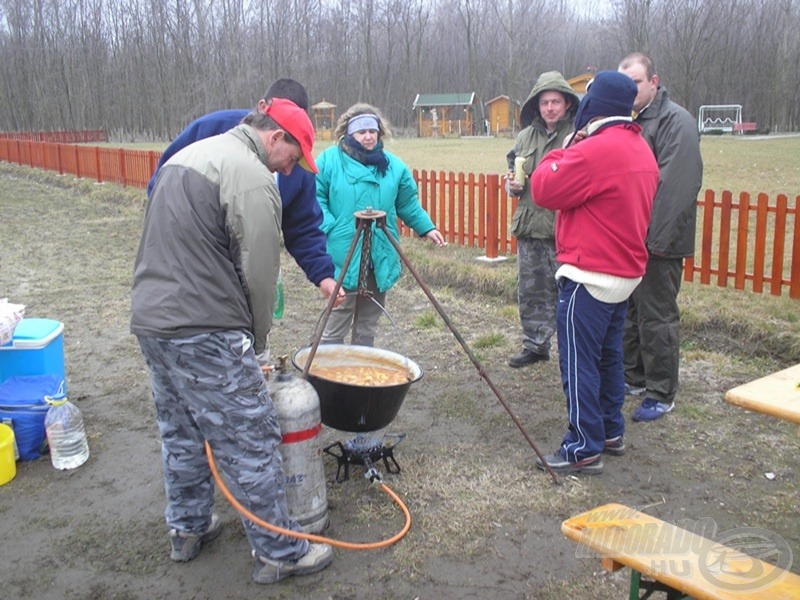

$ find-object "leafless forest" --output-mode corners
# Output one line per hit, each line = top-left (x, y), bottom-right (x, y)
(0, 0), (797, 139)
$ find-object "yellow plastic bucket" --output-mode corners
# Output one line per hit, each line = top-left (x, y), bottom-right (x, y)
(0, 423), (17, 485)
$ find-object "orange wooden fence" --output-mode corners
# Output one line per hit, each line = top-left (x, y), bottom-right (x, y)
(1, 138), (798, 299)
(2, 138), (160, 189)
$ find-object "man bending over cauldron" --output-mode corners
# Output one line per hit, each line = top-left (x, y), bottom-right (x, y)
(131, 97), (333, 583)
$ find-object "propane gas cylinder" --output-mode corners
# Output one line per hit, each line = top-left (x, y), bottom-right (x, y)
(267, 357), (329, 533)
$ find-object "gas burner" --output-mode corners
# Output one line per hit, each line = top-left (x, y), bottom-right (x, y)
(344, 434), (384, 454)
(324, 433), (405, 483)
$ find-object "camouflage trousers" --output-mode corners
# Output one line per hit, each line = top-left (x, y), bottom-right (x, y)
(516, 237), (558, 355)
(137, 331), (308, 561)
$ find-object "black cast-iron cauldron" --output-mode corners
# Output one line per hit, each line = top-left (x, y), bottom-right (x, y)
(292, 345), (423, 433)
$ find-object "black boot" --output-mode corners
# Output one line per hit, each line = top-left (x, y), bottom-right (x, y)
(508, 348), (549, 368)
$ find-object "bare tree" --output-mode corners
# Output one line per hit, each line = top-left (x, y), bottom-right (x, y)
(0, 0), (797, 136)
(611, 0), (653, 54)
(657, 0), (722, 110)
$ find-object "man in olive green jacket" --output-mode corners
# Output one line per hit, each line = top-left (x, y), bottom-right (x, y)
(506, 71), (579, 368)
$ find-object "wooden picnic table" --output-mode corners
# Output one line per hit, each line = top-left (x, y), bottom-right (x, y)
(562, 503), (800, 600)
(725, 363), (800, 436)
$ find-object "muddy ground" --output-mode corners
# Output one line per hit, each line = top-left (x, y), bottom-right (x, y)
(1, 166), (798, 600)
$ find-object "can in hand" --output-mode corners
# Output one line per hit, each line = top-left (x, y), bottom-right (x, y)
(514, 156), (527, 185)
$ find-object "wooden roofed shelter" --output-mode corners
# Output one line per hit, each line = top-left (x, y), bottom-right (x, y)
(567, 73), (594, 96)
(311, 99), (336, 141)
(486, 95), (520, 135)
(412, 93), (477, 137)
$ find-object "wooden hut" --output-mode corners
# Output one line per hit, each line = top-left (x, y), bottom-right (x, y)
(311, 99), (337, 141)
(412, 93), (477, 137)
(485, 95), (520, 135)
(567, 73), (594, 96)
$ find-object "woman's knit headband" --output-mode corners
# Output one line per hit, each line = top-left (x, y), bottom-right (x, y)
(346, 114), (380, 135)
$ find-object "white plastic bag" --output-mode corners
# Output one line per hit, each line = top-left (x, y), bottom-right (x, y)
(0, 299), (25, 346)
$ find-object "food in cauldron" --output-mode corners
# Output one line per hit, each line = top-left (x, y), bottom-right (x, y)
(309, 365), (412, 387)
(292, 345), (423, 432)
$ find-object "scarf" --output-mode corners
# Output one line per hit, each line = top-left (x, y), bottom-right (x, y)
(340, 135), (389, 175)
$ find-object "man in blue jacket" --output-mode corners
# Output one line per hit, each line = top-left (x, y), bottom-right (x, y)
(147, 79), (340, 308)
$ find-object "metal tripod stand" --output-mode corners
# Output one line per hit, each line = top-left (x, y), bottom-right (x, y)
(300, 208), (559, 483)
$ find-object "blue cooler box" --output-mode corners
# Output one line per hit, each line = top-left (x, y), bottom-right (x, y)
(0, 318), (66, 390)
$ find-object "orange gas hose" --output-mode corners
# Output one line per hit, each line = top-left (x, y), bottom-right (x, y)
(205, 441), (411, 550)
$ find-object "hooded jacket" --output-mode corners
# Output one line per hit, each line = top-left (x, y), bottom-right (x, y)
(509, 71), (580, 240)
(635, 87), (703, 258)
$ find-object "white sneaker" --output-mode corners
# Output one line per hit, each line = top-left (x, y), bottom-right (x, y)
(169, 514), (223, 562)
(252, 543), (333, 584)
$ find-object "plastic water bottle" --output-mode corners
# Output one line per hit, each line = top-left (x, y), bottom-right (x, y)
(44, 394), (89, 470)
(273, 269), (284, 319)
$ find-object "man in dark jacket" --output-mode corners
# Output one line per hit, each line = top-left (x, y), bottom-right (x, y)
(618, 53), (703, 422)
(505, 71), (579, 368)
(147, 79), (340, 309)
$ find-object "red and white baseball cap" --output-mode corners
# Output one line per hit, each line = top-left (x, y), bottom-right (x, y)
(265, 98), (318, 173)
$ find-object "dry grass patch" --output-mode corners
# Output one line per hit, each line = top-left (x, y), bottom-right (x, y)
(381, 443), (591, 574)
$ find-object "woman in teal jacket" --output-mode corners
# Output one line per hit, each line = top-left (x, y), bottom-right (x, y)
(316, 103), (445, 346)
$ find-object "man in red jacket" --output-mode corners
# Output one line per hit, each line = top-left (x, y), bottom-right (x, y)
(531, 71), (659, 474)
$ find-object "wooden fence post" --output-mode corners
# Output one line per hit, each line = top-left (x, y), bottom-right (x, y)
(683, 256), (694, 282)
(700, 189), (715, 284)
(147, 150), (159, 186)
(419, 169), (428, 212)
(717, 190), (733, 288)
(119, 148), (127, 187)
(499, 178), (509, 254)
(790, 195), (800, 299)
(438, 170), (446, 235)
(771, 194), (788, 296)
(429, 171), (438, 223)
(95, 147), (103, 183)
(752, 193), (769, 293)
(468, 172), (476, 247)
(456, 172), (466, 246)
(447, 171), (455, 245)
(485, 173), (499, 259)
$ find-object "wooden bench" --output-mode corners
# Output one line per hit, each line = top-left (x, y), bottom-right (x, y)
(733, 122), (757, 134)
(562, 503), (800, 599)
(725, 363), (800, 436)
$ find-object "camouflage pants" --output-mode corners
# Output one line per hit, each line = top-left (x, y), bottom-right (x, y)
(516, 237), (558, 355)
(137, 331), (308, 561)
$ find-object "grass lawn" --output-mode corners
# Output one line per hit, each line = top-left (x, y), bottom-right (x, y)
(108, 133), (800, 197)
